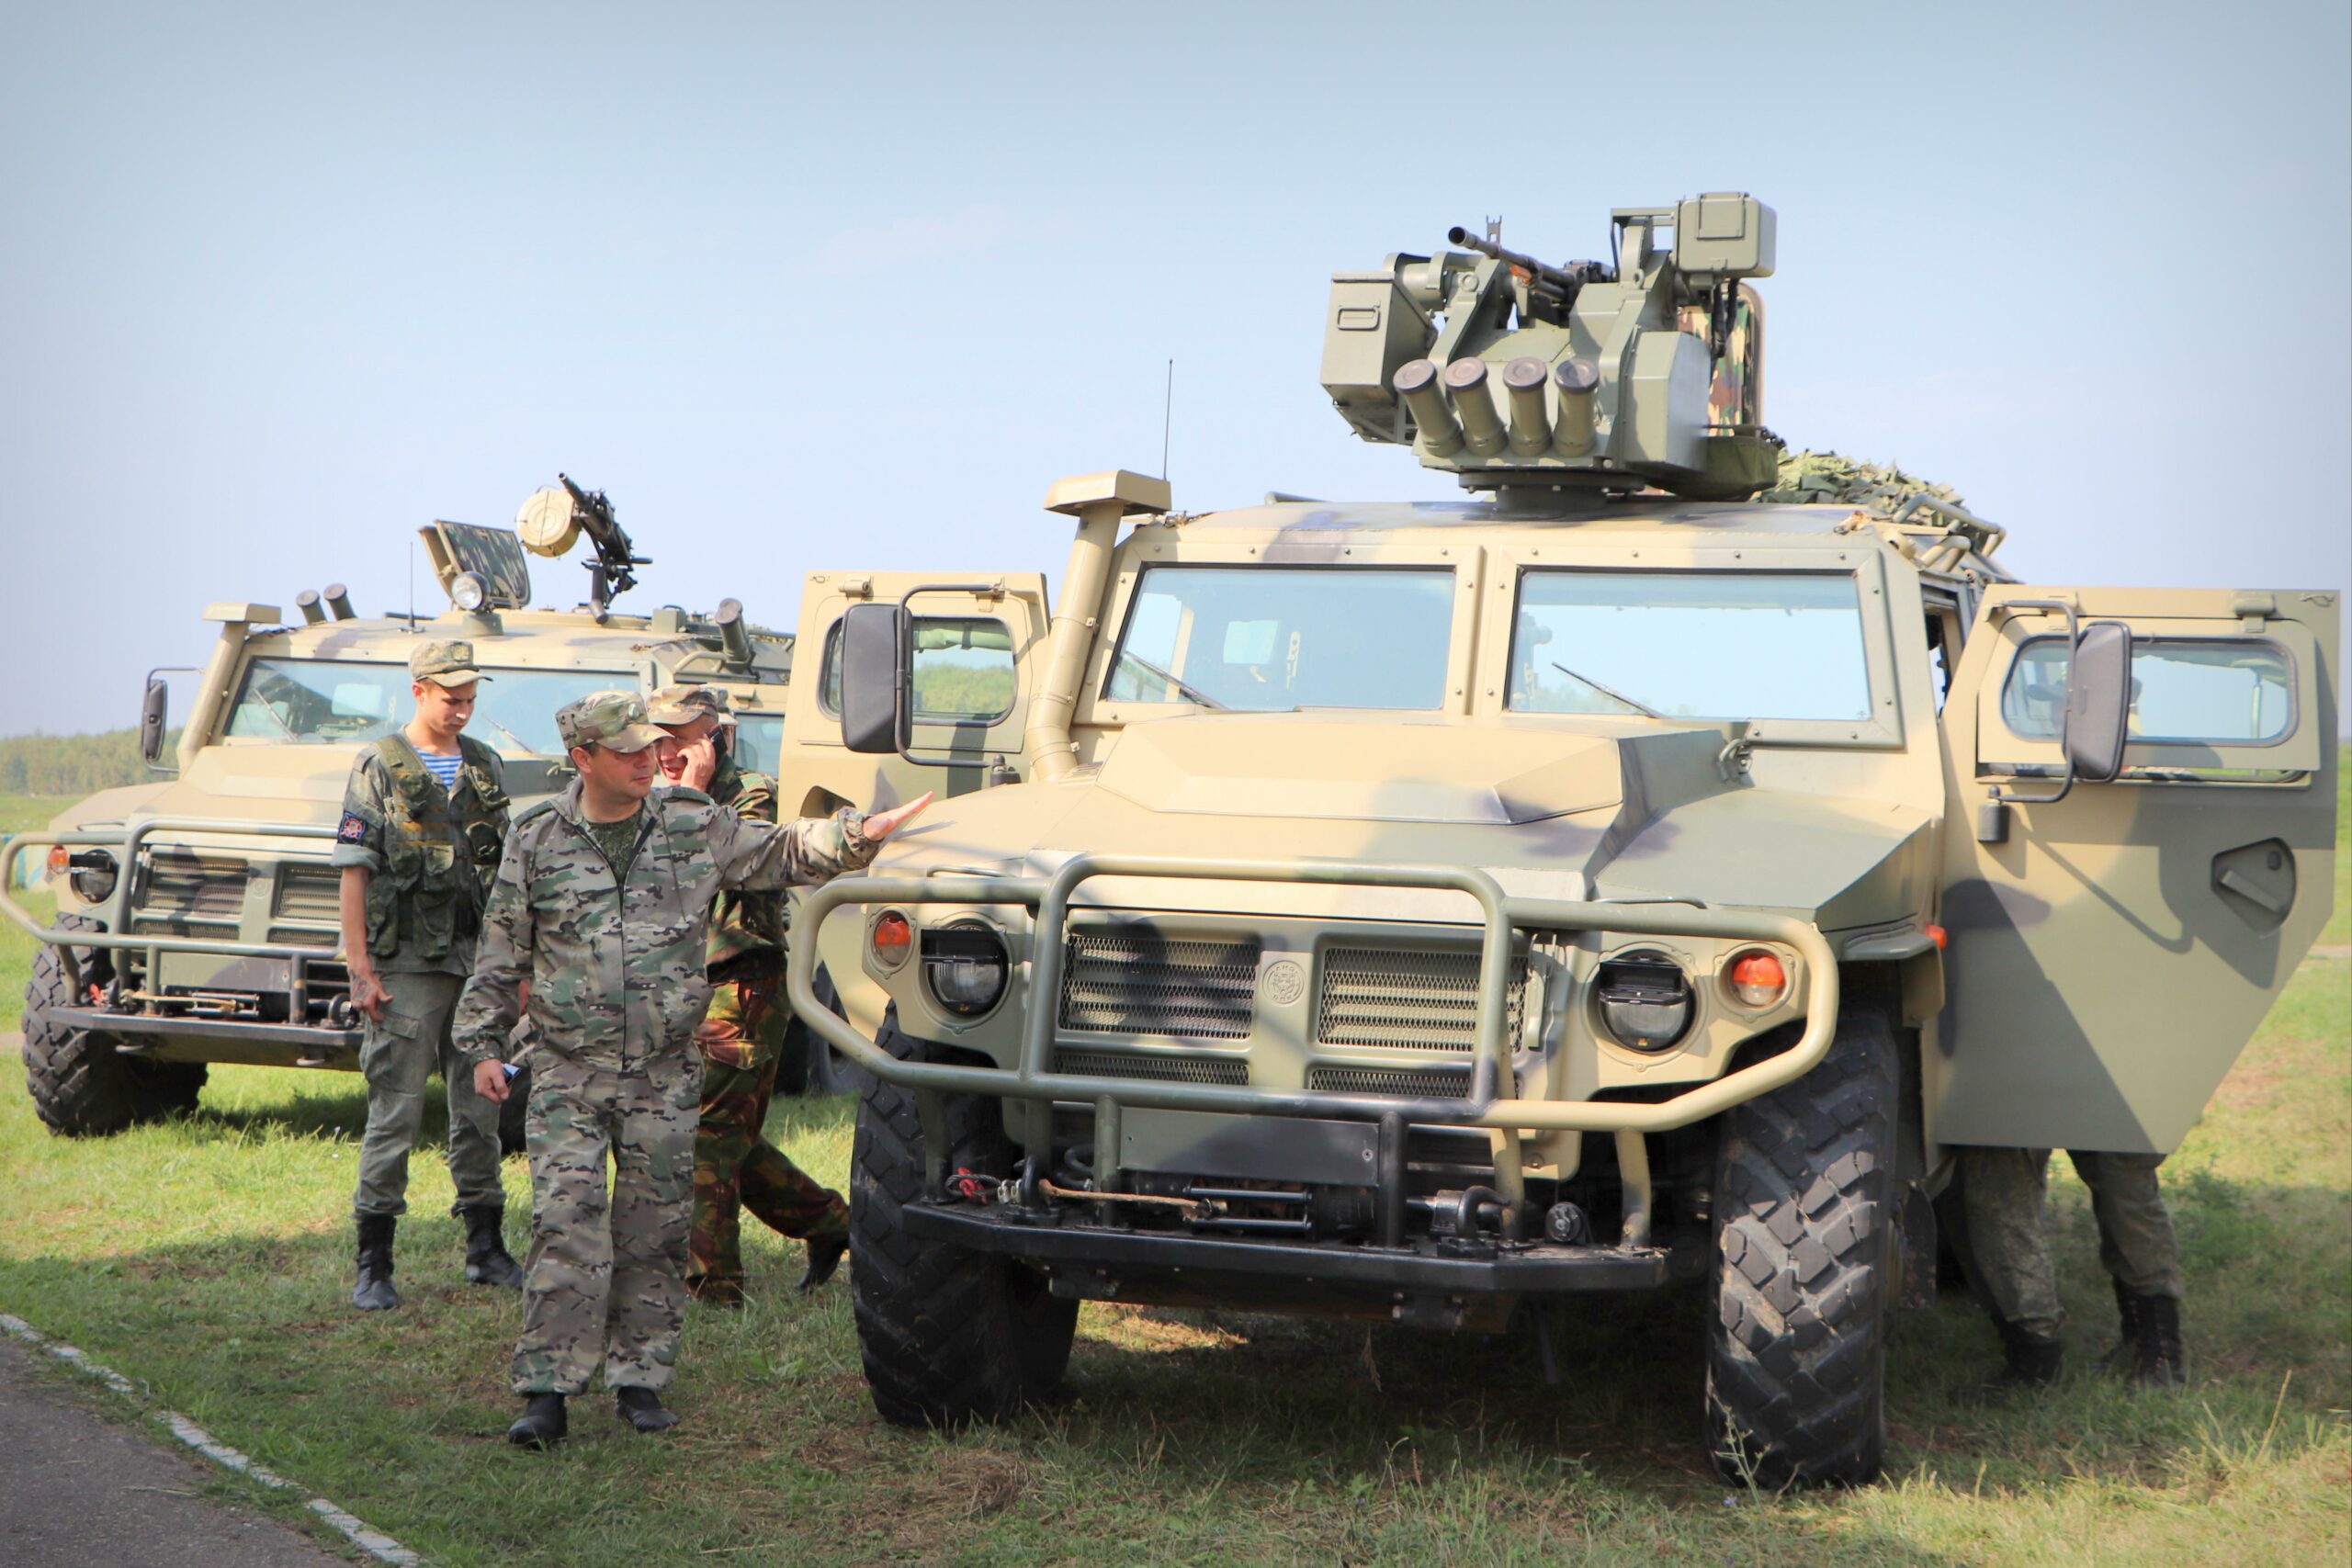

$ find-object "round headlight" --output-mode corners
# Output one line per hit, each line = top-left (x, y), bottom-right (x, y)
(449, 571), (489, 612)
(923, 920), (1009, 1018)
(1593, 953), (1694, 1052)
(58, 848), (118, 904)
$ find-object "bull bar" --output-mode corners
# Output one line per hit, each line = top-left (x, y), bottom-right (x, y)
(787, 852), (1840, 1240)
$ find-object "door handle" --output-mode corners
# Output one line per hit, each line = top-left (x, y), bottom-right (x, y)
(2215, 866), (2290, 916)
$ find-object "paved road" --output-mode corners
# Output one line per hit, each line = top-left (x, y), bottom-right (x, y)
(0, 1337), (348, 1567)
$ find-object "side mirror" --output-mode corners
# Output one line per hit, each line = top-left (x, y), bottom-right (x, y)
(838, 601), (910, 755)
(140, 677), (170, 763)
(2064, 620), (2132, 784)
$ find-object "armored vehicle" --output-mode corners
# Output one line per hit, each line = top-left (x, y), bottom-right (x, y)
(4, 479), (815, 1138)
(790, 196), (2341, 1485)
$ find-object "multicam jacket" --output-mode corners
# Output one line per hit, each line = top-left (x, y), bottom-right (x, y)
(450, 779), (875, 1072)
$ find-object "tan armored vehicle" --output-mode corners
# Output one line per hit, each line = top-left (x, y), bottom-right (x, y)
(790, 196), (2341, 1485)
(5, 479), (815, 1138)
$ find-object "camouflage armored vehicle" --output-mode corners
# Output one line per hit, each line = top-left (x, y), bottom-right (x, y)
(4, 478), (813, 1138)
(789, 195), (2341, 1485)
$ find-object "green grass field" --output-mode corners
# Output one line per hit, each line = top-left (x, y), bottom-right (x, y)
(1, 787), (2346, 1564)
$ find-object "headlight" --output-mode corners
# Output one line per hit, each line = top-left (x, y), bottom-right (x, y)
(449, 571), (489, 612)
(48, 846), (118, 904)
(1593, 953), (1693, 1052)
(922, 921), (1010, 1018)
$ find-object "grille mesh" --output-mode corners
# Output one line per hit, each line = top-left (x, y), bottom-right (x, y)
(1307, 1064), (1495, 1098)
(1058, 933), (1261, 1040)
(273, 865), (343, 925)
(1314, 947), (1529, 1052)
(1054, 1047), (1249, 1086)
(134, 852), (248, 932)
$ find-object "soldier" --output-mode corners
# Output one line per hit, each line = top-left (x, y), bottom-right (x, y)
(333, 640), (523, 1311)
(642, 684), (848, 1306)
(1958, 1145), (2187, 1395)
(453, 690), (929, 1448)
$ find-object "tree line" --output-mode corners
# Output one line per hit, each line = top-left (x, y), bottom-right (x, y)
(0, 729), (163, 795)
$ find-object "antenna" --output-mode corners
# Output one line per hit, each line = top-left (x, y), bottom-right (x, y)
(407, 540), (416, 628)
(1161, 358), (1174, 481)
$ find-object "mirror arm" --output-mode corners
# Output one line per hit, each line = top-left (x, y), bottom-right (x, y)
(1989, 600), (2080, 807)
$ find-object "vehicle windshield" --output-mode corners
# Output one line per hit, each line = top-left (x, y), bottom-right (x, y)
(224, 660), (638, 755)
(1508, 570), (1871, 721)
(1102, 566), (1455, 712)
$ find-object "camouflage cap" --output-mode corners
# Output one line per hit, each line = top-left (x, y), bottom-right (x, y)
(410, 640), (489, 689)
(646, 682), (737, 728)
(555, 689), (665, 753)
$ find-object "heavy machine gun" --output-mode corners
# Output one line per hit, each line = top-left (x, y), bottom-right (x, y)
(514, 473), (652, 618)
(1320, 194), (1781, 501)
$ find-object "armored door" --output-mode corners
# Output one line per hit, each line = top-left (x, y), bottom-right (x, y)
(1932, 585), (2339, 1152)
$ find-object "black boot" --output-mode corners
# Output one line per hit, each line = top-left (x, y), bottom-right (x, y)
(460, 1205), (525, 1290)
(2126, 1292), (2186, 1389)
(614, 1386), (679, 1433)
(351, 1215), (400, 1311)
(797, 1235), (847, 1293)
(507, 1393), (567, 1449)
(1953, 1319), (2064, 1403)
(2099, 1278), (2145, 1371)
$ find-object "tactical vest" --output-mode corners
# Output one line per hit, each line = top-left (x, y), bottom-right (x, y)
(364, 733), (511, 960)
(707, 759), (788, 980)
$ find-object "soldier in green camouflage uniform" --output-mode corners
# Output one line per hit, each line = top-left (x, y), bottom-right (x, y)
(333, 640), (523, 1311)
(646, 683), (850, 1307)
(1958, 1145), (2186, 1394)
(453, 690), (929, 1448)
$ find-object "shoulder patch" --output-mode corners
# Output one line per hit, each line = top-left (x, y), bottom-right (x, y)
(337, 811), (369, 843)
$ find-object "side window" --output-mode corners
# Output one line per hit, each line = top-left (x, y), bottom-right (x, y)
(2000, 637), (2295, 745)
(819, 616), (1016, 722)
(732, 714), (784, 774)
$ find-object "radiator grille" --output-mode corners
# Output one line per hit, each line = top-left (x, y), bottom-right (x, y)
(274, 865), (343, 925)
(1314, 947), (1529, 1052)
(1307, 1064), (1521, 1099)
(1058, 933), (1261, 1040)
(133, 852), (248, 933)
(1053, 1047), (1249, 1086)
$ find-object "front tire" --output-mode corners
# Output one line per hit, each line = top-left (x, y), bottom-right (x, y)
(1705, 995), (1896, 1488)
(849, 1011), (1076, 1427)
(21, 914), (206, 1136)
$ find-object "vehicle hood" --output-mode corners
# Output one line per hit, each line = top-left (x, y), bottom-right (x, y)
(875, 715), (1934, 930)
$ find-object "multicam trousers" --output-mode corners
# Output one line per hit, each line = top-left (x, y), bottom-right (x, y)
(688, 973), (849, 1297)
(512, 1049), (700, 1395)
(353, 970), (505, 1219)
(1962, 1145), (2183, 1341)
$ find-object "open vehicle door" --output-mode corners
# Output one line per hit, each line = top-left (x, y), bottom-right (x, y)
(776, 570), (1049, 1044)
(1933, 585), (2339, 1153)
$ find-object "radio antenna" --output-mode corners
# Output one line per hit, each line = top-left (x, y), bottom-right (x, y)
(1161, 358), (1174, 480)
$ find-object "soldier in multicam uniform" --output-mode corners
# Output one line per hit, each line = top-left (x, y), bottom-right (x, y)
(643, 684), (850, 1306)
(452, 690), (930, 1448)
(334, 640), (524, 1311)
(1957, 1145), (2187, 1395)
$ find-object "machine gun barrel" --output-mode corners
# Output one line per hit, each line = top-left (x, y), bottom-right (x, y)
(557, 470), (650, 613)
(1445, 227), (1613, 303)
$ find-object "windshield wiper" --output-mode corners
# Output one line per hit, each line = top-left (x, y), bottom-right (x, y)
(1550, 661), (1668, 720)
(1114, 651), (1227, 710)
(475, 715), (546, 756)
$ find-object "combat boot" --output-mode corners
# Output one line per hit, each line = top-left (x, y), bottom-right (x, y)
(2098, 1278), (2144, 1371)
(460, 1205), (525, 1290)
(614, 1386), (679, 1433)
(351, 1214), (399, 1311)
(1951, 1318), (2063, 1403)
(2126, 1292), (2186, 1389)
(507, 1393), (567, 1449)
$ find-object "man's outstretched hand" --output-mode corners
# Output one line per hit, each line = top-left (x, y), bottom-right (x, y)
(858, 792), (933, 844)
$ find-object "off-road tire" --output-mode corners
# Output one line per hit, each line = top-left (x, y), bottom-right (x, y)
(21, 914), (206, 1136)
(1705, 996), (1896, 1488)
(850, 1011), (1076, 1427)
(496, 1062), (531, 1156)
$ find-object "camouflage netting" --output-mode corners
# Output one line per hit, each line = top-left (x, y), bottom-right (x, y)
(1758, 449), (1965, 515)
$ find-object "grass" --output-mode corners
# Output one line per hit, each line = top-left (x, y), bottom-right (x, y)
(1, 781), (2347, 1564)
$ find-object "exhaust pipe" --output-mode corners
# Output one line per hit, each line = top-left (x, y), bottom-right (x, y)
(1392, 359), (1462, 457)
(1503, 356), (1550, 457)
(294, 590), (327, 625)
(1553, 357), (1600, 457)
(713, 597), (752, 671)
(1443, 358), (1506, 457)
(323, 582), (355, 620)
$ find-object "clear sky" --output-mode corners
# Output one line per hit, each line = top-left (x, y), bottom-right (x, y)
(2, 0), (2346, 739)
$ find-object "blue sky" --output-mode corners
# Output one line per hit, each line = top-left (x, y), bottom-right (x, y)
(2, 0), (2346, 739)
